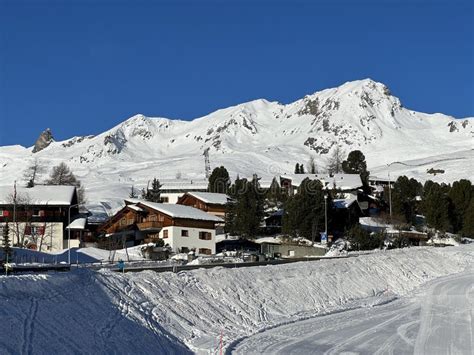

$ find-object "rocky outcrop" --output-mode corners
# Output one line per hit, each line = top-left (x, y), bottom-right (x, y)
(32, 128), (54, 153)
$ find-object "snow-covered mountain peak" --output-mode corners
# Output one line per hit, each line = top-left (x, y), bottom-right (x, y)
(1, 79), (472, 205)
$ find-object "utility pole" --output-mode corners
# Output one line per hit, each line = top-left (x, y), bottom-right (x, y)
(13, 180), (18, 246)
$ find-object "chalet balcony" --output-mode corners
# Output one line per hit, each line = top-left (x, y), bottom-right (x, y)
(137, 221), (163, 232)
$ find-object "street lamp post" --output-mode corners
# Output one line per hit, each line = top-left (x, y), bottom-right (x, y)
(324, 195), (328, 242)
(68, 203), (80, 264)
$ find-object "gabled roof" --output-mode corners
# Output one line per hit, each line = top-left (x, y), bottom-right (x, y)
(186, 192), (229, 205)
(0, 185), (77, 206)
(66, 218), (87, 230)
(280, 173), (362, 191)
(137, 201), (223, 222)
(333, 193), (359, 209)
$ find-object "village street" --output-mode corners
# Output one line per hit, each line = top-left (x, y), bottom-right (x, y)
(231, 270), (474, 354)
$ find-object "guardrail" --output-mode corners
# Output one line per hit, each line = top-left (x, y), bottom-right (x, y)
(114, 255), (354, 274)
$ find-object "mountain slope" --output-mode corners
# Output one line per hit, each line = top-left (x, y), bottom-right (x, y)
(0, 79), (472, 206)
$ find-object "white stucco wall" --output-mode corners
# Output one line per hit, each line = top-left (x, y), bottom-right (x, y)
(0, 222), (67, 253)
(160, 193), (184, 204)
(158, 226), (215, 255)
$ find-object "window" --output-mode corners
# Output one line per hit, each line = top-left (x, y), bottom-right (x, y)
(148, 215), (157, 222)
(160, 197), (169, 203)
(181, 230), (189, 237)
(127, 219), (134, 225)
(120, 218), (127, 226)
(199, 232), (212, 240)
(33, 210), (45, 217)
(198, 248), (212, 255)
(158, 215), (164, 222)
(180, 247), (189, 253)
(163, 230), (168, 238)
(32, 226), (45, 235)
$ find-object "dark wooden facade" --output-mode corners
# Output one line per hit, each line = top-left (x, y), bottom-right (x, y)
(99, 202), (217, 237)
(177, 194), (226, 216)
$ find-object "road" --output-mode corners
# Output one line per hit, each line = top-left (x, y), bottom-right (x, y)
(231, 271), (474, 355)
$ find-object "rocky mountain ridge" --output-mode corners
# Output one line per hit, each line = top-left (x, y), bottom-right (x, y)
(1, 78), (472, 205)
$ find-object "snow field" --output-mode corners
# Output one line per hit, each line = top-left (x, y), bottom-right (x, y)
(0, 244), (473, 354)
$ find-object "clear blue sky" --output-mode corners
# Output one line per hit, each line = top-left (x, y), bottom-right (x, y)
(1, 0), (473, 147)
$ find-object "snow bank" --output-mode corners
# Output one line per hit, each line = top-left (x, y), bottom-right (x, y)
(0, 245), (473, 354)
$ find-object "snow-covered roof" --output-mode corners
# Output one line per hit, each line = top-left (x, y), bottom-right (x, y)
(280, 173), (362, 191)
(359, 217), (391, 229)
(0, 185), (76, 206)
(187, 192), (229, 205)
(66, 218), (87, 230)
(254, 236), (283, 245)
(137, 201), (223, 222)
(243, 177), (276, 189)
(333, 194), (359, 209)
(369, 175), (398, 183)
(127, 204), (144, 212)
(84, 203), (110, 224)
(160, 179), (208, 191)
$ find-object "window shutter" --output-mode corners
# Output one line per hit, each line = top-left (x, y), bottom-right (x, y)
(25, 225), (32, 235)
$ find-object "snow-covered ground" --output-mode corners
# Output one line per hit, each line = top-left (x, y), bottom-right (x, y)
(0, 244), (473, 354)
(231, 270), (474, 354)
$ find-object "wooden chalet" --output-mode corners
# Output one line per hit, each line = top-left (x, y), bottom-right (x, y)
(177, 192), (229, 217)
(99, 200), (223, 255)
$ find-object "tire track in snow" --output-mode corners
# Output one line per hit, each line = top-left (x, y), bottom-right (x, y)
(21, 299), (38, 355)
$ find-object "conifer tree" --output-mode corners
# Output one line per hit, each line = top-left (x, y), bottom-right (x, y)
(461, 198), (474, 237)
(448, 179), (472, 233)
(129, 185), (138, 199)
(294, 163), (300, 174)
(299, 164), (305, 174)
(422, 181), (450, 231)
(2, 222), (13, 261)
(282, 178), (331, 240)
(208, 166), (230, 193)
(342, 150), (370, 191)
(142, 178), (162, 202)
(265, 177), (287, 211)
(391, 176), (422, 224)
(225, 175), (264, 238)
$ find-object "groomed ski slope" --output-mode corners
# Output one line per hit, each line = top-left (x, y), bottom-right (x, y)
(231, 270), (474, 354)
(0, 245), (473, 354)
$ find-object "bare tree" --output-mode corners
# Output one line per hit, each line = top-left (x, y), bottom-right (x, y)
(46, 162), (77, 185)
(7, 191), (32, 247)
(23, 158), (46, 188)
(46, 162), (86, 203)
(307, 156), (317, 174)
(327, 145), (344, 175)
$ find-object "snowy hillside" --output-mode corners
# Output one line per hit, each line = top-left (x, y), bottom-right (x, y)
(0, 79), (472, 205)
(0, 245), (473, 353)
